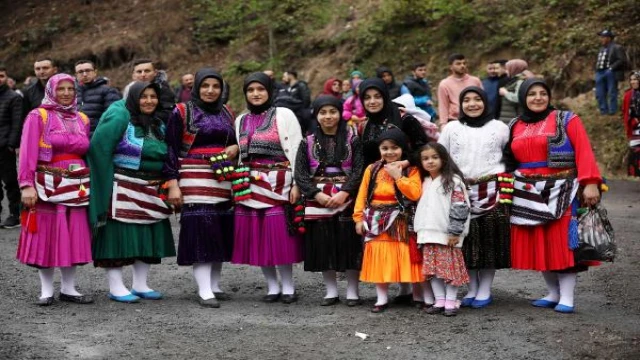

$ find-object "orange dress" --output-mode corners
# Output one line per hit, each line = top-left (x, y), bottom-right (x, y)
(353, 165), (424, 283)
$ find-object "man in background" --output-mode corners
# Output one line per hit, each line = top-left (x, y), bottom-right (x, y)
(595, 29), (627, 115)
(23, 58), (58, 116)
(123, 59), (175, 123)
(437, 54), (483, 126)
(75, 60), (121, 135)
(174, 73), (194, 103)
(0, 65), (23, 228)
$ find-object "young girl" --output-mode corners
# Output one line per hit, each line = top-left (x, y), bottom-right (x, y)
(295, 96), (364, 306)
(414, 143), (470, 317)
(353, 128), (423, 313)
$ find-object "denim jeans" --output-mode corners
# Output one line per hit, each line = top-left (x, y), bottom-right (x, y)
(595, 69), (618, 115)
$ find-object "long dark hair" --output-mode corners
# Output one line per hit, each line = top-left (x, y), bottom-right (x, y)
(417, 142), (466, 193)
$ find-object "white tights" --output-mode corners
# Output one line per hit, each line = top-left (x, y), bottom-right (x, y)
(38, 267), (82, 299)
(465, 269), (496, 301)
(261, 265), (295, 295)
(322, 270), (360, 300)
(540, 271), (577, 307)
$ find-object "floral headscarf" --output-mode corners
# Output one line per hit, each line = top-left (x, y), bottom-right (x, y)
(40, 73), (78, 114)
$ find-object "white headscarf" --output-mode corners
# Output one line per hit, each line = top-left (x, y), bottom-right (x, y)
(392, 94), (439, 140)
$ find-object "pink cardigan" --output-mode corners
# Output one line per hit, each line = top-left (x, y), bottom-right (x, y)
(342, 95), (365, 120)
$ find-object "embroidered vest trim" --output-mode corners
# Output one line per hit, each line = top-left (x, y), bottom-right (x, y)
(306, 127), (354, 176)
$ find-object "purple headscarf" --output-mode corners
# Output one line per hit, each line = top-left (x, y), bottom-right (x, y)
(40, 73), (78, 114)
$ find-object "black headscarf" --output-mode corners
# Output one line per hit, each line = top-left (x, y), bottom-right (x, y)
(358, 78), (404, 165)
(312, 95), (348, 162)
(458, 86), (494, 128)
(125, 81), (163, 139)
(359, 78), (401, 123)
(518, 78), (555, 123)
(243, 72), (273, 114)
(377, 127), (409, 161)
(375, 66), (400, 92)
(191, 68), (224, 114)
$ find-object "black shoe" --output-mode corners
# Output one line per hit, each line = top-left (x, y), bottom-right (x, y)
(443, 308), (458, 317)
(36, 296), (54, 306)
(59, 293), (94, 304)
(346, 298), (363, 307)
(1, 215), (20, 229)
(199, 297), (220, 308)
(424, 306), (445, 315)
(391, 293), (412, 305)
(320, 297), (339, 306)
(213, 292), (230, 301)
(262, 293), (281, 303)
(281, 293), (298, 304)
(413, 300), (426, 309)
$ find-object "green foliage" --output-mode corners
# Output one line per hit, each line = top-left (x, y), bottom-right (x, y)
(18, 15), (61, 54)
(193, 0), (333, 49)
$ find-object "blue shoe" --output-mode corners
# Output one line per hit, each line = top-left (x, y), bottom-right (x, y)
(554, 304), (575, 313)
(471, 296), (493, 309)
(131, 290), (163, 300)
(108, 293), (140, 303)
(460, 297), (475, 307)
(531, 299), (559, 308)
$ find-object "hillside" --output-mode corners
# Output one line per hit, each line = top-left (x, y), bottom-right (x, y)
(1, 0), (638, 175)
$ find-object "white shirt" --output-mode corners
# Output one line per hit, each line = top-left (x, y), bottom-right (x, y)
(438, 119), (509, 179)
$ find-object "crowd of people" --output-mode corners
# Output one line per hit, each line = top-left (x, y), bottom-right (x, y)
(0, 28), (630, 316)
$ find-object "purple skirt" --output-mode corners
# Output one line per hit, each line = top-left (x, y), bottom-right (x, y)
(177, 203), (234, 265)
(231, 204), (303, 266)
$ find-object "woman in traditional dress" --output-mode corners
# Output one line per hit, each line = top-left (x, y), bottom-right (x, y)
(17, 73), (93, 306)
(163, 68), (237, 308)
(231, 72), (303, 304)
(295, 95), (364, 306)
(622, 71), (640, 176)
(506, 78), (601, 313)
(438, 86), (511, 309)
(88, 82), (175, 303)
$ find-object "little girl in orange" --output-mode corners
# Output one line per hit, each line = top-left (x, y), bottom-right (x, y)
(414, 142), (470, 317)
(353, 128), (423, 313)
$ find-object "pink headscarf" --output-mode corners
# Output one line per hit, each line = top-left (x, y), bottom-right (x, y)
(505, 59), (528, 77)
(40, 73), (78, 114)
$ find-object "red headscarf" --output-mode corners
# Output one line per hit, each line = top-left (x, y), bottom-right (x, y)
(322, 77), (342, 99)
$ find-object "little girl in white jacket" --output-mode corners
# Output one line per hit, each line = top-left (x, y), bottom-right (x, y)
(414, 142), (470, 317)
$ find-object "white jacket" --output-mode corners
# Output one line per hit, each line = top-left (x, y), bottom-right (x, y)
(414, 175), (470, 248)
(235, 107), (302, 175)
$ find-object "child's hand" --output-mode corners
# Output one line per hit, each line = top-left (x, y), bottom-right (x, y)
(384, 162), (403, 180)
(447, 236), (459, 247)
(389, 160), (410, 169)
(355, 222), (364, 235)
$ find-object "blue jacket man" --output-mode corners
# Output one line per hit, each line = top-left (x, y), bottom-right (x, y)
(75, 60), (121, 134)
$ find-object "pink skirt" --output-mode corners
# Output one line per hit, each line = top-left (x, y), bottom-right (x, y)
(16, 202), (92, 268)
(231, 205), (303, 266)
